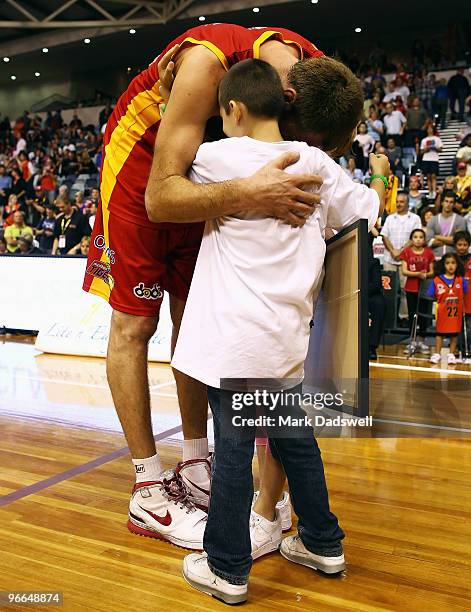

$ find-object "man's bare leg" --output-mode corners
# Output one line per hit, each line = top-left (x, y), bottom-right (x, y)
(107, 309), (158, 458)
(108, 307), (208, 548)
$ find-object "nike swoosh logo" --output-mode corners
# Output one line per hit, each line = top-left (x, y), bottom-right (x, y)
(138, 505), (172, 526)
(185, 478), (210, 496)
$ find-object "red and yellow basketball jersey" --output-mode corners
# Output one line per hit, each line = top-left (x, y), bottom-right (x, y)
(100, 23), (323, 228)
(433, 275), (465, 334)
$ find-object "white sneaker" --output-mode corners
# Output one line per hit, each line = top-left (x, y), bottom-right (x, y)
(430, 353), (441, 364)
(176, 456), (211, 511)
(403, 342), (417, 354)
(448, 353), (457, 365)
(280, 535), (346, 574)
(418, 342), (430, 354)
(183, 552), (248, 605)
(253, 491), (292, 531)
(464, 358), (471, 365)
(250, 509), (282, 560)
(128, 469), (207, 550)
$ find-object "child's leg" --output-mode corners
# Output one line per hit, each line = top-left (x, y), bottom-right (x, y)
(449, 335), (458, 354)
(255, 438), (267, 486)
(204, 387), (254, 585)
(435, 334), (443, 354)
(267, 389), (344, 556)
(253, 445), (285, 522)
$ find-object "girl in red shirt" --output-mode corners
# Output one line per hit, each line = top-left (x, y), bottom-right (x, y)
(427, 253), (468, 364)
(400, 229), (435, 353)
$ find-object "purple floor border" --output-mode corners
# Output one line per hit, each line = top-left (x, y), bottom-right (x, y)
(0, 423), (183, 507)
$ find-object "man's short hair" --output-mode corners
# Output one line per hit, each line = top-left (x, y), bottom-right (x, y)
(218, 59), (285, 119)
(443, 190), (456, 201)
(397, 191), (409, 202)
(287, 56), (364, 155)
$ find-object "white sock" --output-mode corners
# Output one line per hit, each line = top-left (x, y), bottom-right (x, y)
(183, 437), (209, 461)
(132, 453), (163, 483)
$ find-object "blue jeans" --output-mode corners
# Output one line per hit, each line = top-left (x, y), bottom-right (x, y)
(203, 386), (345, 584)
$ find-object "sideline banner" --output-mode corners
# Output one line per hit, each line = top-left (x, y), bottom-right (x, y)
(0, 255), (171, 362)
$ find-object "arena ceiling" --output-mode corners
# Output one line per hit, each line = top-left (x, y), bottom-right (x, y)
(0, 0), (468, 90)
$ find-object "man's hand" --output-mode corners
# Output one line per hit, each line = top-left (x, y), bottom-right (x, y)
(392, 248), (402, 260)
(369, 153), (390, 177)
(158, 44), (179, 103)
(242, 152), (322, 227)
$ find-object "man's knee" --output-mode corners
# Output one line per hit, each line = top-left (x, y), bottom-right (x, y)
(110, 309), (158, 346)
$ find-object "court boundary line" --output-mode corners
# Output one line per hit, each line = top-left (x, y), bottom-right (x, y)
(10, 374), (175, 393)
(373, 417), (471, 433)
(0, 423), (183, 508)
(370, 362), (471, 376)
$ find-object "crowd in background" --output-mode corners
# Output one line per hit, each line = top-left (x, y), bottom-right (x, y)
(0, 104), (113, 256)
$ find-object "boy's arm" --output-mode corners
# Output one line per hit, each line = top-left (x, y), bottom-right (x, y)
(145, 46), (321, 227)
(323, 153), (388, 231)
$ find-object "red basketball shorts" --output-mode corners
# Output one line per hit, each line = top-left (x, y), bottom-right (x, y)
(82, 204), (204, 317)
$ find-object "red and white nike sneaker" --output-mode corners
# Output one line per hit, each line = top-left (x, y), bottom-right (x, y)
(176, 457), (212, 512)
(127, 469), (207, 550)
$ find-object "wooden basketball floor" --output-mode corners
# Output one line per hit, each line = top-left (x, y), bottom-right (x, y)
(0, 337), (470, 611)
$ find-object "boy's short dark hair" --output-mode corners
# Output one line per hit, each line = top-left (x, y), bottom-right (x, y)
(287, 56), (364, 156)
(218, 59), (285, 119)
(453, 230), (471, 245)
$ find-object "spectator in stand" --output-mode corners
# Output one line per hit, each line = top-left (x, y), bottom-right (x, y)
(385, 137), (404, 181)
(405, 98), (428, 148)
(395, 76), (410, 104)
(400, 228), (435, 354)
(99, 102), (113, 129)
(10, 168), (27, 202)
(454, 231), (471, 361)
(77, 150), (96, 174)
(421, 206), (435, 231)
(381, 192), (422, 322)
(414, 71), (434, 115)
(2, 194), (24, 226)
(67, 235), (90, 256)
(52, 196), (91, 255)
(420, 122), (443, 198)
(4, 211), (33, 252)
(367, 107), (384, 143)
(426, 191), (467, 259)
(455, 161), (471, 204)
(343, 156), (364, 183)
(367, 233), (386, 361)
(407, 175), (426, 213)
(36, 205), (56, 254)
(74, 191), (84, 211)
(59, 148), (79, 176)
(432, 79), (449, 129)
(448, 68), (470, 122)
(13, 133), (26, 157)
(0, 164), (11, 207)
(433, 176), (462, 212)
(456, 133), (471, 175)
(354, 122), (375, 172)
(383, 81), (401, 104)
(0, 236), (7, 254)
(383, 102), (406, 145)
(25, 185), (47, 228)
(69, 111), (82, 129)
(17, 233), (42, 255)
(39, 164), (56, 203)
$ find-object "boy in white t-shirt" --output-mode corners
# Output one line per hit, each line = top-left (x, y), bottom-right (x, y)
(173, 59), (389, 604)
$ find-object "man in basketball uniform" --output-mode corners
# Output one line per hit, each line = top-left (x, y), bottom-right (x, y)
(83, 23), (364, 548)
